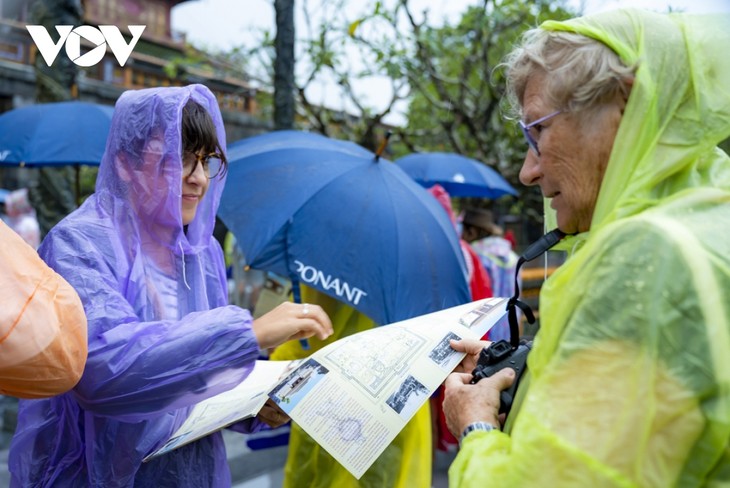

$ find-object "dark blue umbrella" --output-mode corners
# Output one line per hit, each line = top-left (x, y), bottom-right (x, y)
(0, 101), (114, 166)
(219, 131), (470, 325)
(395, 152), (517, 198)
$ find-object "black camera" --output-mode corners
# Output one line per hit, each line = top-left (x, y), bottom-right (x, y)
(466, 229), (566, 417)
(470, 339), (532, 415)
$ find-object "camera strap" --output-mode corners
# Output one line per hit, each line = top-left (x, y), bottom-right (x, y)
(506, 228), (567, 348)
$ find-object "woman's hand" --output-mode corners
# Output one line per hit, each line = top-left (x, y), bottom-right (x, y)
(256, 399), (290, 428)
(252, 302), (333, 350)
(450, 338), (490, 373)
(442, 368), (515, 438)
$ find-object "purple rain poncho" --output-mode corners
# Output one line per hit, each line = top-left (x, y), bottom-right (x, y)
(9, 85), (262, 487)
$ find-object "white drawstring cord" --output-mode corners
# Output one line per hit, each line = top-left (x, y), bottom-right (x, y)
(570, 238), (581, 256)
(179, 241), (191, 290)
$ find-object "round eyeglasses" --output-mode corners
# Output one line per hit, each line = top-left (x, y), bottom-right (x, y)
(182, 151), (224, 179)
(518, 110), (561, 156)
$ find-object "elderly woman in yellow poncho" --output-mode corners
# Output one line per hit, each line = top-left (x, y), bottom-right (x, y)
(442, 8), (730, 487)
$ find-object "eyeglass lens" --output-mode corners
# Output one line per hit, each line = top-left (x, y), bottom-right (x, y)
(183, 152), (223, 179)
(519, 111), (561, 156)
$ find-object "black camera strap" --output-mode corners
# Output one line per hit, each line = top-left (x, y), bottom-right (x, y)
(506, 228), (568, 348)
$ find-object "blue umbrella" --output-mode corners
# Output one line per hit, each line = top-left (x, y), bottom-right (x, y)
(0, 101), (114, 166)
(219, 130), (470, 325)
(395, 152), (517, 198)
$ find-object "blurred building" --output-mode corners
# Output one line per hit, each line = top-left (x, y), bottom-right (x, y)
(0, 0), (269, 141)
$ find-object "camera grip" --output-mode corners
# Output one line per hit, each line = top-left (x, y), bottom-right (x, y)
(470, 340), (532, 415)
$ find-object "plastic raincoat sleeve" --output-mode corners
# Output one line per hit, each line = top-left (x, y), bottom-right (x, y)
(450, 220), (716, 487)
(39, 227), (261, 421)
(0, 220), (87, 398)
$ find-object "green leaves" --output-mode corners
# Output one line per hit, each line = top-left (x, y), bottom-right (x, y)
(348, 19), (363, 37)
(222, 0), (577, 221)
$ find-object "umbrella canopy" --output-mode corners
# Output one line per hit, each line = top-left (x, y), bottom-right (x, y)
(395, 152), (517, 198)
(0, 101), (114, 166)
(219, 130), (470, 325)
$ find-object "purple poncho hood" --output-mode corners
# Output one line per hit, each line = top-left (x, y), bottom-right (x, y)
(95, 84), (225, 252)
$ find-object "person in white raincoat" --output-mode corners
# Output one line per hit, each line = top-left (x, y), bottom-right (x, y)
(443, 8), (730, 487)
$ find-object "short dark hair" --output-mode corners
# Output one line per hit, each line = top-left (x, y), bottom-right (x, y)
(181, 99), (228, 176)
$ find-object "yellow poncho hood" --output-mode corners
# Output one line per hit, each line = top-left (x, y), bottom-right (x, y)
(544, 8), (730, 235)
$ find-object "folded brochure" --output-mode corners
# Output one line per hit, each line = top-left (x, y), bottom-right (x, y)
(145, 297), (508, 476)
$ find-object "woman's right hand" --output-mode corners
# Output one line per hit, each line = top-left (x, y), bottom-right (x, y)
(251, 302), (333, 350)
(450, 338), (490, 373)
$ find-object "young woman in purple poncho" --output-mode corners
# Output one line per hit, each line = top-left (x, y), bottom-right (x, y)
(8, 84), (332, 487)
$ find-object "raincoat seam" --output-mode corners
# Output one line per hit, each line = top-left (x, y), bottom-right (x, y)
(0, 275), (44, 345)
(179, 241), (191, 290)
(635, 213), (730, 388)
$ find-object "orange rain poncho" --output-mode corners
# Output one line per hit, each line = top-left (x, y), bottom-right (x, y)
(451, 8), (730, 487)
(0, 219), (87, 398)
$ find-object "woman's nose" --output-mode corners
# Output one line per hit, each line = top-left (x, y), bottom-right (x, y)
(519, 150), (540, 186)
(186, 160), (206, 183)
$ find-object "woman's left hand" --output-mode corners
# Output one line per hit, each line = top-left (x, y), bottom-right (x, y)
(252, 301), (333, 350)
(256, 398), (290, 428)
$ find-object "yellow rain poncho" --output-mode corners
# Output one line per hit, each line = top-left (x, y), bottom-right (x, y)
(451, 9), (730, 487)
(271, 286), (432, 487)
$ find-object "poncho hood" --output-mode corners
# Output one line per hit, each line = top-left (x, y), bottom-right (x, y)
(95, 84), (227, 253)
(541, 9), (730, 243)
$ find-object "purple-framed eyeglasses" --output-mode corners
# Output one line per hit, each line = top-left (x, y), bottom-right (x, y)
(519, 110), (561, 156)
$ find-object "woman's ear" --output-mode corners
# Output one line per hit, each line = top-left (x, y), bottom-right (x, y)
(115, 154), (132, 183)
(619, 76), (634, 114)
